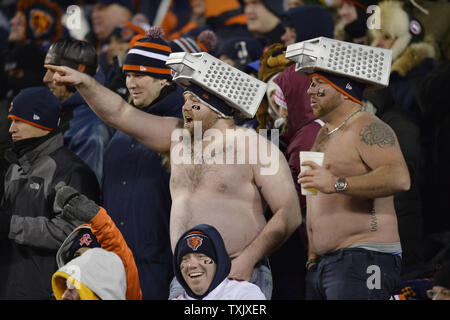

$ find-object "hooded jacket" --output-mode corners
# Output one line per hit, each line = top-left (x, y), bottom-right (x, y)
(172, 224), (265, 300)
(274, 65), (323, 209)
(101, 83), (183, 299)
(273, 4), (333, 208)
(54, 207), (142, 300)
(52, 247), (126, 300)
(369, 0), (436, 122)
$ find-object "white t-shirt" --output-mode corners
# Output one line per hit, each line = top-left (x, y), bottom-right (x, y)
(172, 278), (266, 300)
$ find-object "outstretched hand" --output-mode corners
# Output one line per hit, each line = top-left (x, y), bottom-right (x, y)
(44, 65), (86, 87)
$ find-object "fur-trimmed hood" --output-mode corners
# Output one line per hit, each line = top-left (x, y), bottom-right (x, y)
(370, 0), (435, 76)
(391, 40), (435, 77)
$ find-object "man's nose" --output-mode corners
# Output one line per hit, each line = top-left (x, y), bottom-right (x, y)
(43, 69), (53, 84)
(182, 102), (192, 112)
(9, 121), (16, 133)
(306, 84), (315, 96)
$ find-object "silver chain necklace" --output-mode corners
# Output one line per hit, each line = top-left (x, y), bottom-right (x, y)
(326, 108), (362, 136)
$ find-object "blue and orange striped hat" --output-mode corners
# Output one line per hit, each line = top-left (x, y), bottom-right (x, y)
(123, 26), (172, 80)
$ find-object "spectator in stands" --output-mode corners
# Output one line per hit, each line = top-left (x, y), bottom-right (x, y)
(101, 27), (184, 299)
(43, 38), (114, 186)
(335, 0), (379, 44)
(217, 36), (264, 71)
(172, 224), (266, 300)
(298, 69), (409, 299)
(52, 185), (142, 300)
(369, 0), (435, 122)
(367, 0), (437, 273)
(8, 0), (63, 53)
(0, 87), (99, 299)
(241, 0), (286, 47)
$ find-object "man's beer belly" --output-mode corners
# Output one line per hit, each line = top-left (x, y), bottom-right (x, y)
(169, 162), (267, 257)
(307, 194), (400, 256)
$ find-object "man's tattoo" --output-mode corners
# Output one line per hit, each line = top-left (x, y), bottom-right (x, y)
(370, 208), (378, 232)
(359, 122), (395, 148)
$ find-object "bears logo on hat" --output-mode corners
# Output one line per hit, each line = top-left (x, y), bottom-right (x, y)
(187, 236), (203, 251)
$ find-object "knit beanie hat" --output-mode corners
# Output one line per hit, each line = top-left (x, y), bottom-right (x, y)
(310, 72), (366, 105)
(45, 39), (98, 76)
(16, 0), (63, 43)
(9, 87), (61, 131)
(123, 26), (173, 80)
(281, 5), (335, 42)
(240, 0), (285, 17)
(342, 0), (379, 40)
(176, 230), (217, 268)
(217, 36), (264, 70)
(184, 84), (235, 118)
(67, 228), (101, 262)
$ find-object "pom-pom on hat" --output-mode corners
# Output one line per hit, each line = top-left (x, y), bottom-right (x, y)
(169, 30), (218, 54)
(123, 26), (173, 80)
(8, 87), (61, 131)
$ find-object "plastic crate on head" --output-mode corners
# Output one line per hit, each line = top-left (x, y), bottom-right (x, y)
(166, 51), (267, 118)
(285, 37), (392, 88)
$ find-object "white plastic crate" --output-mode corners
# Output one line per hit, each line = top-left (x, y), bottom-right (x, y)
(285, 37), (392, 88)
(166, 51), (267, 118)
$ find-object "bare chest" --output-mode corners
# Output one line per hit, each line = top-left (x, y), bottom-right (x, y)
(170, 162), (252, 194)
(312, 129), (368, 176)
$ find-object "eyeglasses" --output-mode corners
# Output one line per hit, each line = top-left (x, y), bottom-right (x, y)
(426, 288), (450, 299)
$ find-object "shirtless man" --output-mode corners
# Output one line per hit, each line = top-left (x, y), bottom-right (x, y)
(44, 63), (301, 300)
(298, 71), (410, 300)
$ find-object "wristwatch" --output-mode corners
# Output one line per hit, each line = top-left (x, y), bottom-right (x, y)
(334, 177), (347, 193)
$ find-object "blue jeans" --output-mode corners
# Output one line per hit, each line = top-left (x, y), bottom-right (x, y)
(306, 248), (401, 300)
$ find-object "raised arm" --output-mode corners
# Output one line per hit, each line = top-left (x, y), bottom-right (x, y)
(45, 65), (182, 153)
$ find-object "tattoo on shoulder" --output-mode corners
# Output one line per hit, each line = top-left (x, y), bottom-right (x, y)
(359, 122), (395, 148)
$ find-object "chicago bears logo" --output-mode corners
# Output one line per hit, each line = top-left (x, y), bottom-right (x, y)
(29, 9), (54, 38)
(187, 236), (203, 251)
(79, 233), (92, 247)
